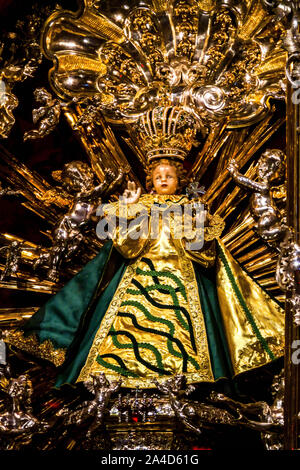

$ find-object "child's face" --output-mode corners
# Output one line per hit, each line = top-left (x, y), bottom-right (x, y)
(63, 164), (94, 192)
(152, 164), (178, 195)
(258, 155), (282, 181)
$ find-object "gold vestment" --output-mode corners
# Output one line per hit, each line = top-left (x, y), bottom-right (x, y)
(77, 194), (284, 388)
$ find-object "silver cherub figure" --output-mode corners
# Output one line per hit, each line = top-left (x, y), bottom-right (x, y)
(228, 149), (286, 241)
(34, 161), (126, 281)
(276, 230), (300, 326)
(23, 88), (62, 141)
(57, 373), (122, 439)
(0, 240), (23, 281)
(73, 94), (104, 130)
(154, 375), (200, 434)
(0, 365), (48, 439)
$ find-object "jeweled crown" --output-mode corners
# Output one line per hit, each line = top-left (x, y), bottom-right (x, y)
(133, 106), (200, 163)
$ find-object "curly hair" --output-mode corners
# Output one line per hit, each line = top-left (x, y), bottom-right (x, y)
(146, 158), (190, 193)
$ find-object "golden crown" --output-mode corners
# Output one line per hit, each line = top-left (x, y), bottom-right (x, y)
(133, 106), (200, 163)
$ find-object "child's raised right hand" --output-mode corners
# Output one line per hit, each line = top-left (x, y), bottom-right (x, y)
(121, 181), (141, 204)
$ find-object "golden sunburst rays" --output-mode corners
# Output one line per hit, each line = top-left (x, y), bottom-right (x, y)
(0, 141), (110, 246)
(63, 106), (141, 190)
(0, 144), (67, 224)
(191, 111), (286, 303)
(189, 121), (230, 180)
(0, 143), (104, 308)
(199, 113), (285, 209)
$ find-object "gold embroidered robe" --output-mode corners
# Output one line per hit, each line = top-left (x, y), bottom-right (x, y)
(76, 194), (284, 388)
